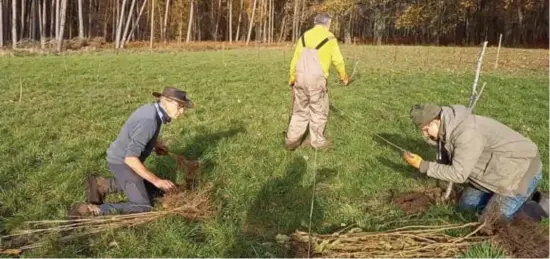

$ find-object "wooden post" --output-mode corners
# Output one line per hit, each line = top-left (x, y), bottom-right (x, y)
(494, 34), (503, 69)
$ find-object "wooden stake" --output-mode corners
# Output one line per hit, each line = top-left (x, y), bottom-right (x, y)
(494, 34), (503, 69)
(468, 41), (488, 107)
(445, 41), (488, 200)
(19, 78), (22, 103)
(470, 82), (487, 111)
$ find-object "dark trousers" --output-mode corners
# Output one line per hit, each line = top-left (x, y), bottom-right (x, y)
(98, 163), (161, 215)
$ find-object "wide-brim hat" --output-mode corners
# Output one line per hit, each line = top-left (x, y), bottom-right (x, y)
(152, 87), (194, 108)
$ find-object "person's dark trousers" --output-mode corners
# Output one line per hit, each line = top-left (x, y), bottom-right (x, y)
(98, 163), (162, 215)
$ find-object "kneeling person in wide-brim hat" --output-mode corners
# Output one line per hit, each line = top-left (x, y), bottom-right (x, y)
(70, 87), (193, 217)
(403, 104), (544, 220)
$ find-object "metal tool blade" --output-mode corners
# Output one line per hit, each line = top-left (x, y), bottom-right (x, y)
(373, 133), (408, 153)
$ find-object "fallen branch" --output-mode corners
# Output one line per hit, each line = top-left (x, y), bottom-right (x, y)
(290, 222), (488, 258)
(0, 185), (215, 253)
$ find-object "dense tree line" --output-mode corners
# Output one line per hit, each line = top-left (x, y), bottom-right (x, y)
(0, 0), (547, 50)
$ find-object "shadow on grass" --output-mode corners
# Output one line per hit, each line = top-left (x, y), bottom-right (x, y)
(225, 155), (336, 257)
(151, 122), (247, 182)
(372, 133), (434, 156)
(376, 155), (427, 180)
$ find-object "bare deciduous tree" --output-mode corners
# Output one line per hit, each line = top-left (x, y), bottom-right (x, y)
(246, 0), (257, 45)
(120, 0), (137, 48)
(0, 0), (4, 47)
(228, 0), (232, 43)
(162, 0), (170, 42)
(115, 0), (128, 48)
(20, 0), (25, 40)
(56, 0), (67, 51)
(235, 0), (243, 41)
(55, 0), (60, 37)
(185, 0), (193, 43)
(39, 0), (46, 48)
(77, 0), (84, 38)
(124, 0), (148, 48)
(12, 0), (17, 48)
(150, 0), (154, 48)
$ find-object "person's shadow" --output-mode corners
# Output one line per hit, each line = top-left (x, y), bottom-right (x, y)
(373, 133), (435, 180)
(225, 155), (336, 257)
(150, 122), (247, 184)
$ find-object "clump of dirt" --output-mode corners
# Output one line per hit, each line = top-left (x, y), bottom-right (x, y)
(390, 187), (444, 214)
(483, 213), (549, 258)
(175, 155), (201, 189)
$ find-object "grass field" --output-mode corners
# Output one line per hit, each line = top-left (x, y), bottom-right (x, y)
(0, 44), (548, 257)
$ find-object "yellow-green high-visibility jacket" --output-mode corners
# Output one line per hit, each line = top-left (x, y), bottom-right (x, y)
(289, 25), (347, 84)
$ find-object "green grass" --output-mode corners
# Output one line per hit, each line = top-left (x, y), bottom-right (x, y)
(0, 45), (547, 257)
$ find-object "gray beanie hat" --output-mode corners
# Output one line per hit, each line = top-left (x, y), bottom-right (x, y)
(409, 104), (442, 127)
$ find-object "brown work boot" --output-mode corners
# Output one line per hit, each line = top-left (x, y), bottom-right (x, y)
(69, 203), (100, 218)
(86, 176), (110, 205)
(284, 140), (301, 151)
(313, 141), (332, 151)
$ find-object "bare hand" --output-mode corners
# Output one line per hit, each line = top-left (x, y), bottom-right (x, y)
(154, 179), (176, 192)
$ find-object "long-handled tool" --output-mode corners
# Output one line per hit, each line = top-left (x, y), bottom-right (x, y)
(373, 133), (409, 153)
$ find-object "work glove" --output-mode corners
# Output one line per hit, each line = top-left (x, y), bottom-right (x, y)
(403, 152), (423, 170)
(154, 141), (169, 156)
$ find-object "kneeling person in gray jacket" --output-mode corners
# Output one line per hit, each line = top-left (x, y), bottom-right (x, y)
(70, 87), (193, 217)
(403, 104), (543, 220)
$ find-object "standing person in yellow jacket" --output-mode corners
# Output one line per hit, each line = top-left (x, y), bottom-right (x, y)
(284, 13), (349, 151)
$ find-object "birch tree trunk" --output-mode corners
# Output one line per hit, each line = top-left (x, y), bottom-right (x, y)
(214, 0), (221, 41)
(228, 0), (232, 43)
(115, 0), (127, 48)
(55, 0), (60, 38)
(149, 0), (154, 48)
(125, 0), (147, 48)
(0, 0), (3, 47)
(20, 0), (25, 40)
(235, 0), (243, 41)
(177, 11), (183, 43)
(88, 0), (91, 38)
(246, 0), (257, 45)
(40, 0), (46, 48)
(292, 0), (298, 41)
(56, 0), (67, 51)
(77, 0), (84, 38)
(263, 0), (271, 43)
(120, 0), (136, 48)
(162, 0), (170, 42)
(50, 0), (54, 38)
(12, 0), (17, 48)
(185, 0), (193, 43)
(278, 15), (286, 42)
(30, 0), (35, 40)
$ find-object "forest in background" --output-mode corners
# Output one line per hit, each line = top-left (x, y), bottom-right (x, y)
(0, 0), (548, 51)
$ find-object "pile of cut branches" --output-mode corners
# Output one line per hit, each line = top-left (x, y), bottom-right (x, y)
(290, 222), (488, 258)
(0, 185), (215, 252)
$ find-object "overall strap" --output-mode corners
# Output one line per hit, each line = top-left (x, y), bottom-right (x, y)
(315, 36), (334, 50)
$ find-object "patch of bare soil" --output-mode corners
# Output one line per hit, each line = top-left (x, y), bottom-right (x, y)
(484, 213), (549, 258)
(390, 187), (444, 214)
